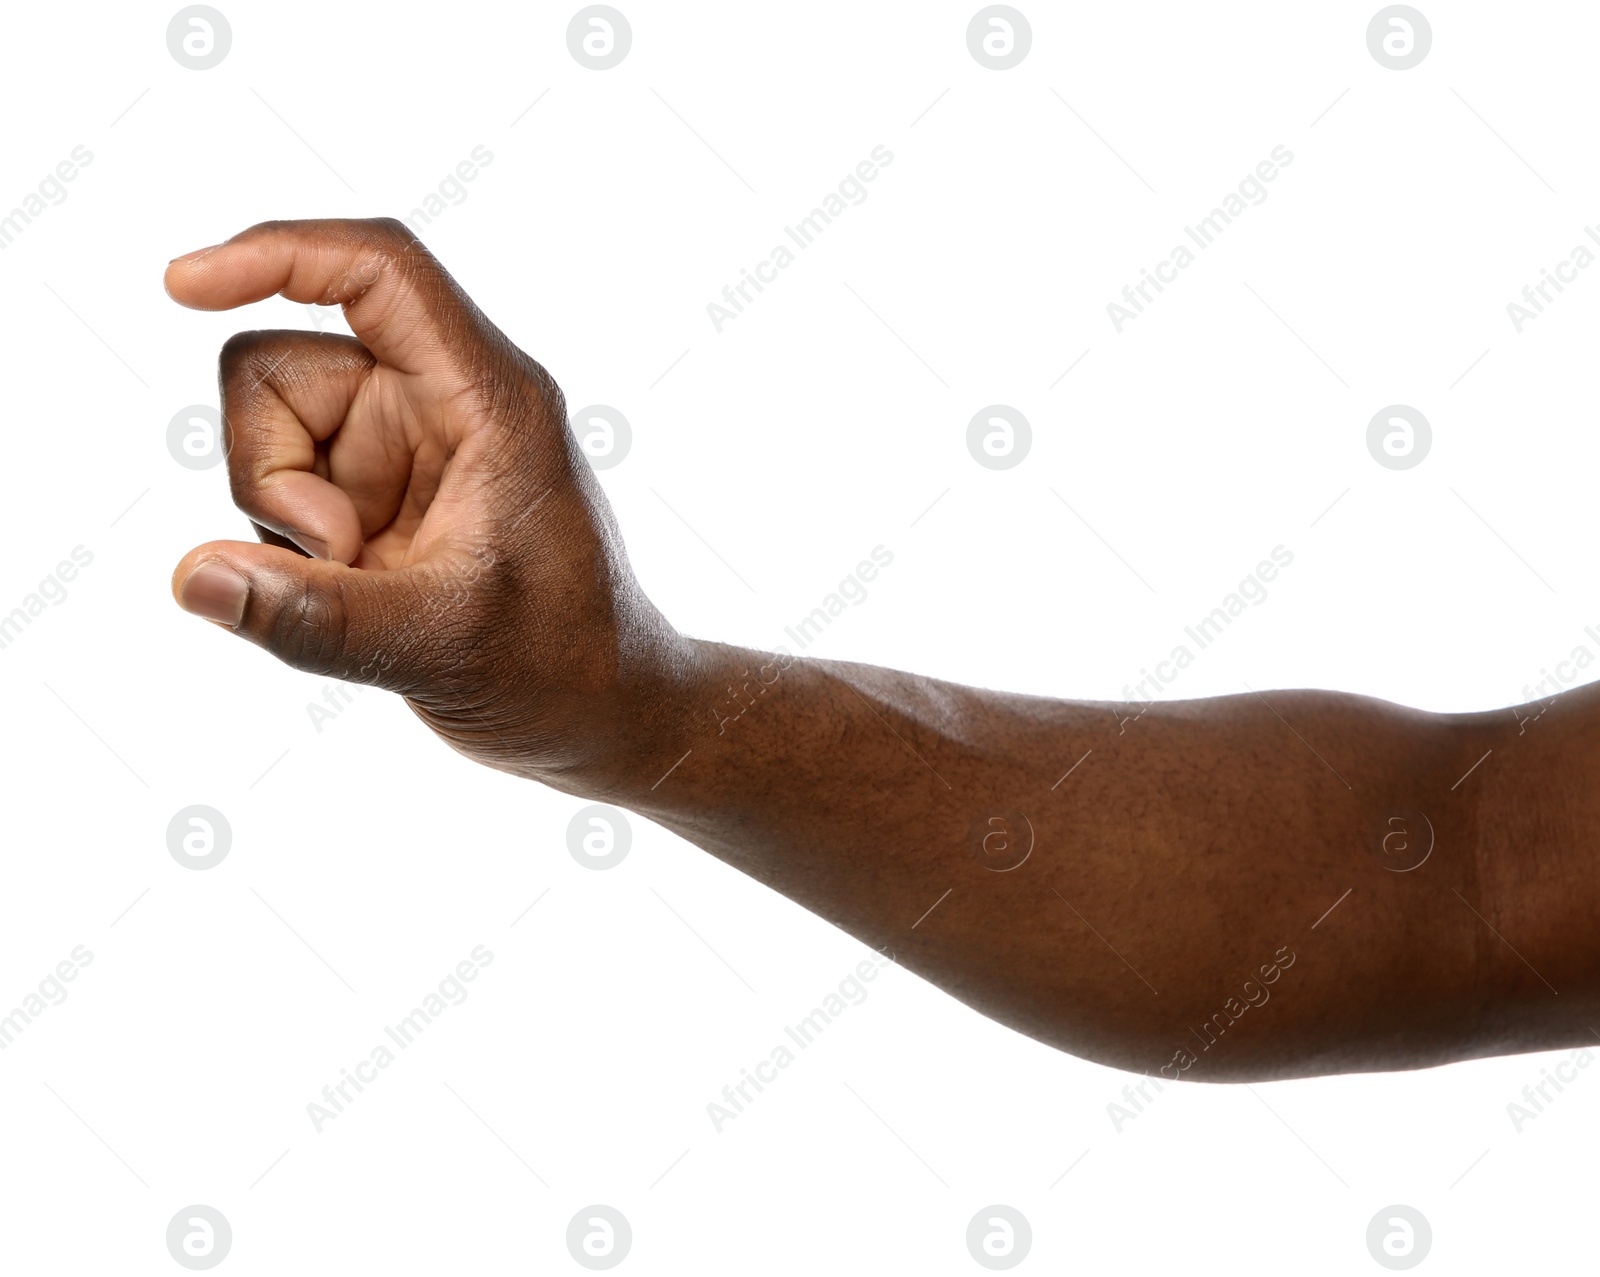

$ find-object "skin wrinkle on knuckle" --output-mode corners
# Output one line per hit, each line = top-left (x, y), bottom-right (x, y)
(370, 215), (415, 246)
(219, 329), (273, 380)
(267, 575), (348, 673)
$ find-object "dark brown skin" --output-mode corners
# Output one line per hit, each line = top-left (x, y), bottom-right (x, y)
(168, 218), (1595, 1083)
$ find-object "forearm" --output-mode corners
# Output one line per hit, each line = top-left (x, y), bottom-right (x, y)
(568, 635), (1594, 1081)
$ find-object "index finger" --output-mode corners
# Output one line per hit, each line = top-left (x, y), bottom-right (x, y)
(163, 217), (479, 374)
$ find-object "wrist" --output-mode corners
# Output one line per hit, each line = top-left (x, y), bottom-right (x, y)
(531, 618), (712, 802)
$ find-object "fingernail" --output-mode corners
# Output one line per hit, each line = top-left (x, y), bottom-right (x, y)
(169, 243), (221, 264)
(179, 561), (249, 627)
(296, 534), (330, 560)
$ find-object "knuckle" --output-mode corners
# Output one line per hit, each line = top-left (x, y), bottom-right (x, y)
(369, 216), (419, 248)
(222, 434), (259, 509)
(225, 459), (252, 507)
(220, 330), (305, 394)
(219, 328), (273, 375)
(226, 464), (279, 518)
(266, 577), (350, 675)
(337, 231), (423, 300)
(523, 354), (566, 420)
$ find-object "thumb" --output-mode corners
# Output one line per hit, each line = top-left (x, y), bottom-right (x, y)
(172, 542), (442, 692)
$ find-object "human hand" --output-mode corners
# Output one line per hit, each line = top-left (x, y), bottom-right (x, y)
(167, 217), (684, 785)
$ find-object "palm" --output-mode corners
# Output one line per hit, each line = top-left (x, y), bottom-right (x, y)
(322, 365), (471, 570)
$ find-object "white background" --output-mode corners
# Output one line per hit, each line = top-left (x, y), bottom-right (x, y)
(1, 0), (1595, 1271)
